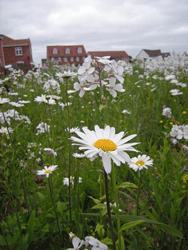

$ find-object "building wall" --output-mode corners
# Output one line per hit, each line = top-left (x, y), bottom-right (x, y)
(0, 38), (5, 67)
(48, 55), (86, 65)
(47, 45), (87, 65)
(3, 45), (32, 69)
(136, 50), (149, 60)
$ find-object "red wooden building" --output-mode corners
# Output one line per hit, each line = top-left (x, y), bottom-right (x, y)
(0, 34), (33, 70)
(47, 45), (87, 65)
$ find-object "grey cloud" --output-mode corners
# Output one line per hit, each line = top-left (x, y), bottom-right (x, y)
(0, 0), (187, 64)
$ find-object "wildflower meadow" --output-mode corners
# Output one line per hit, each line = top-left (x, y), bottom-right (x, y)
(0, 53), (188, 250)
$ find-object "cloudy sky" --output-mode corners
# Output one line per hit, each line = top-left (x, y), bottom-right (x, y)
(0, 0), (188, 65)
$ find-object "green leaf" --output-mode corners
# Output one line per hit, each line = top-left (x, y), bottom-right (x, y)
(27, 210), (36, 243)
(92, 204), (107, 210)
(46, 213), (56, 218)
(56, 201), (67, 213)
(114, 215), (183, 238)
(0, 235), (6, 246)
(42, 223), (50, 232)
(115, 182), (137, 192)
(148, 171), (163, 211)
(135, 226), (157, 249)
(100, 238), (113, 245)
(99, 195), (106, 201)
(95, 223), (105, 237)
(21, 223), (27, 230)
(37, 192), (45, 201)
(120, 220), (144, 232)
(116, 235), (126, 250)
(89, 196), (100, 205)
(22, 233), (29, 247)
(101, 207), (107, 217)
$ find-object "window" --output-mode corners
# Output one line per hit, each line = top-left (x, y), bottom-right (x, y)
(58, 57), (61, 62)
(63, 57), (68, 62)
(51, 57), (55, 61)
(0, 59), (1, 66)
(76, 57), (79, 62)
(53, 48), (58, 54)
(70, 57), (74, 62)
(82, 56), (85, 61)
(65, 48), (70, 54)
(15, 47), (22, 56)
(77, 47), (82, 53)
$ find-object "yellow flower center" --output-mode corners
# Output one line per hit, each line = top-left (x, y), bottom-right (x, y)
(93, 139), (117, 152)
(136, 160), (145, 166)
(45, 170), (51, 174)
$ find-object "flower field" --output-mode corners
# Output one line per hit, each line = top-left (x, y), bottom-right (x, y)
(0, 53), (188, 250)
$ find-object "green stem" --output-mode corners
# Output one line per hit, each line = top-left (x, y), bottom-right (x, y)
(136, 170), (141, 216)
(136, 170), (141, 245)
(98, 69), (104, 101)
(99, 171), (103, 239)
(104, 171), (116, 250)
(48, 176), (61, 249)
(111, 163), (121, 250)
(19, 170), (31, 216)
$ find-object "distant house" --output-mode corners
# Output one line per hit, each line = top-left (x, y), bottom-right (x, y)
(136, 49), (163, 61)
(41, 59), (47, 68)
(0, 34), (33, 70)
(161, 52), (171, 58)
(47, 45), (87, 65)
(88, 51), (130, 63)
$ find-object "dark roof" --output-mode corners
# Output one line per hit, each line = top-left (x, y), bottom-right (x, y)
(1, 35), (29, 47)
(88, 51), (129, 59)
(143, 49), (162, 57)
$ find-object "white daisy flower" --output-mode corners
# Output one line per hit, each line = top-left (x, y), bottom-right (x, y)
(44, 148), (57, 157)
(170, 89), (183, 96)
(105, 77), (123, 98)
(162, 107), (172, 118)
(85, 236), (108, 250)
(0, 97), (10, 104)
(0, 126), (13, 135)
(129, 155), (153, 172)
(122, 109), (131, 114)
(36, 165), (58, 178)
(71, 125), (139, 174)
(67, 236), (84, 250)
(63, 176), (82, 186)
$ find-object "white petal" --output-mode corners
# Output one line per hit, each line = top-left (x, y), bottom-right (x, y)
(72, 237), (81, 248)
(108, 152), (121, 166)
(104, 125), (111, 138)
(116, 134), (137, 145)
(74, 82), (80, 91)
(108, 127), (116, 140)
(102, 153), (111, 174)
(114, 83), (123, 91)
(79, 89), (85, 97)
(95, 125), (104, 139)
(110, 89), (117, 98)
(113, 131), (125, 143)
(109, 77), (116, 85)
